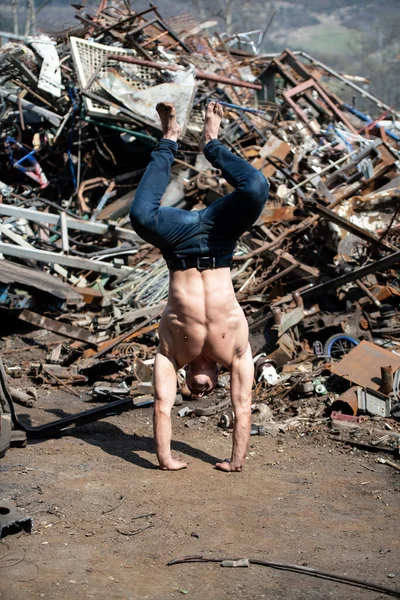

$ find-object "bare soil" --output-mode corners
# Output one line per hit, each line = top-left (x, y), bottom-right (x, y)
(0, 328), (399, 600)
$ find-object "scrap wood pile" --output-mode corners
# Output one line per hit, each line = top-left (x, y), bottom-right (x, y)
(0, 3), (400, 445)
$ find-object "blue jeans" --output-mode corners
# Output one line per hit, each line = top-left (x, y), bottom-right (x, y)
(130, 138), (269, 266)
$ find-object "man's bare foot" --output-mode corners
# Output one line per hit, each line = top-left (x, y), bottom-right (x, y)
(215, 458), (244, 472)
(159, 458), (188, 471)
(156, 102), (181, 141)
(200, 101), (224, 151)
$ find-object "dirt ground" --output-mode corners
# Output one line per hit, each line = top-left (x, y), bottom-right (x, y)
(0, 328), (399, 600)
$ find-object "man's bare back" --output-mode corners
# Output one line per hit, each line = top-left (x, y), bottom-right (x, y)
(148, 102), (256, 473)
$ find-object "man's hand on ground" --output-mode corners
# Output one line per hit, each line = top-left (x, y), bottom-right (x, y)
(215, 458), (244, 472)
(159, 458), (188, 471)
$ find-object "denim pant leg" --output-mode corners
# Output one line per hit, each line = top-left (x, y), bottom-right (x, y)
(203, 139), (269, 237)
(130, 138), (178, 248)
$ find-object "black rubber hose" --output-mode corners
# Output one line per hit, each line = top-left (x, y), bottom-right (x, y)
(167, 555), (400, 598)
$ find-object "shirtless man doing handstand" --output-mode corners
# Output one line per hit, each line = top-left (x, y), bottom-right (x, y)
(130, 102), (269, 471)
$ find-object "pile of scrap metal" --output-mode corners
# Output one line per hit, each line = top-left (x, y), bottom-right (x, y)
(0, 3), (399, 446)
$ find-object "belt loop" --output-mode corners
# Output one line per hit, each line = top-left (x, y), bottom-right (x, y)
(181, 258), (186, 270)
(212, 257), (216, 269)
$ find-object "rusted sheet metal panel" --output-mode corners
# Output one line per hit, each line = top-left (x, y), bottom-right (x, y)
(331, 340), (400, 390)
(257, 205), (297, 225)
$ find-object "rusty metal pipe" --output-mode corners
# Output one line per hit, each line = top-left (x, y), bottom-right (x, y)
(109, 55), (262, 90)
(355, 279), (382, 309)
(9, 387), (36, 408)
(77, 177), (110, 214)
(380, 366), (393, 395)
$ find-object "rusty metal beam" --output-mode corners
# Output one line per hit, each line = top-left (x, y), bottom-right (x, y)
(18, 310), (98, 345)
(309, 201), (397, 251)
(109, 55), (262, 90)
(300, 250), (400, 301)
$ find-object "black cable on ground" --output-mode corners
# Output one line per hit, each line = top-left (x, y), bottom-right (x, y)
(167, 555), (400, 598)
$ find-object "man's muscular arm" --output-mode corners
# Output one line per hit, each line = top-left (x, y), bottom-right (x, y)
(216, 344), (254, 472)
(153, 351), (187, 470)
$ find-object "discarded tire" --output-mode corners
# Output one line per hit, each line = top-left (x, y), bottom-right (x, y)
(324, 334), (359, 361)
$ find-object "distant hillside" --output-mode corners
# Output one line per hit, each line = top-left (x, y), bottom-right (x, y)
(262, 0), (399, 53)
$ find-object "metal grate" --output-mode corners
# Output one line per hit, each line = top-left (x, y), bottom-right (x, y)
(70, 36), (160, 116)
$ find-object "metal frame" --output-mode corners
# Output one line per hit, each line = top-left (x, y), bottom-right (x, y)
(357, 386), (391, 418)
(256, 50), (400, 121)
(296, 51), (400, 122)
(283, 78), (357, 135)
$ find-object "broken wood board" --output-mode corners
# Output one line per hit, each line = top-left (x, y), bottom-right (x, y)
(74, 286), (105, 306)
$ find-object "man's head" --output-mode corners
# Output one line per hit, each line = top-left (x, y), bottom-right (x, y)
(185, 357), (219, 398)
